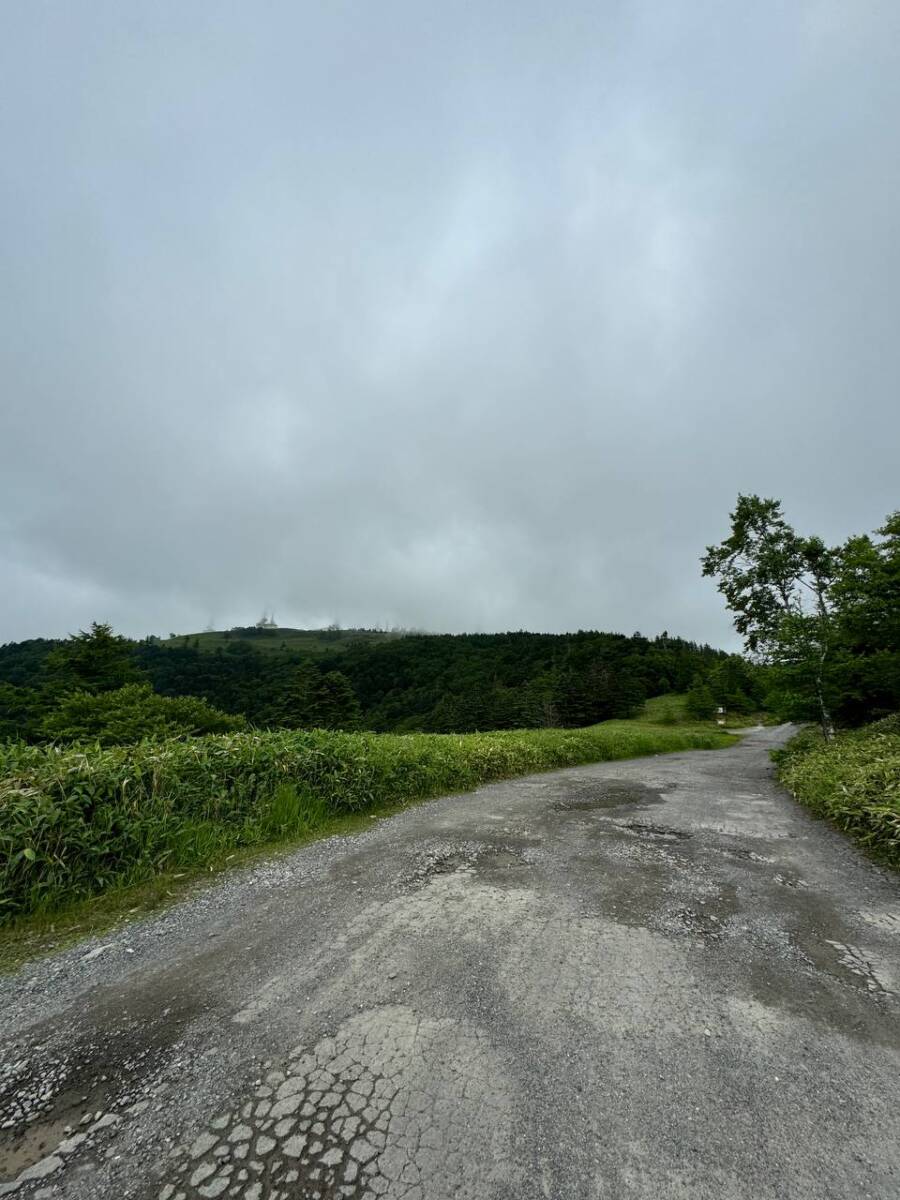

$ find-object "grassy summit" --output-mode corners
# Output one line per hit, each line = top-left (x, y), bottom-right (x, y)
(161, 626), (404, 658)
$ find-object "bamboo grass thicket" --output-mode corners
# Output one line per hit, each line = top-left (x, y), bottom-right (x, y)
(776, 717), (900, 866)
(0, 721), (733, 920)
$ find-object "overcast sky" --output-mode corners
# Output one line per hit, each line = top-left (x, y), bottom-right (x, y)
(2, 2), (898, 648)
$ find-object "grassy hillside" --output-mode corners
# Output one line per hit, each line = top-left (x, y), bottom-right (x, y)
(640, 693), (773, 729)
(1, 626), (740, 739)
(161, 626), (404, 657)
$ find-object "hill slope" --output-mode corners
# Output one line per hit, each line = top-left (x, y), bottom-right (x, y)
(160, 626), (406, 658)
(0, 626), (740, 737)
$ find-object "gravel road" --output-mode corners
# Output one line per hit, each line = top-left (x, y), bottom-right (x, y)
(1, 725), (899, 1200)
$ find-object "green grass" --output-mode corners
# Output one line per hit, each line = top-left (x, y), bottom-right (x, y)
(639, 693), (773, 729)
(0, 719), (735, 940)
(640, 694), (697, 725)
(775, 716), (900, 866)
(0, 793), (410, 974)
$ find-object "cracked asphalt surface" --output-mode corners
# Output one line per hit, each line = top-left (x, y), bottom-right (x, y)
(1, 725), (899, 1199)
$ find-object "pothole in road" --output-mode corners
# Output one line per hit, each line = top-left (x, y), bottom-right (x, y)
(0, 1035), (161, 1189)
(620, 821), (692, 842)
(712, 845), (774, 865)
(772, 872), (808, 889)
(760, 886), (893, 999)
(645, 883), (741, 944)
(551, 781), (664, 813)
(408, 844), (532, 889)
(416, 848), (474, 878)
(745, 932), (897, 1044)
(668, 905), (730, 941)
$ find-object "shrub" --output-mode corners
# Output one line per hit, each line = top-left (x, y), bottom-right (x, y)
(0, 721), (733, 919)
(867, 713), (900, 736)
(777, 718), (900, 865)
(39, 684), (246, 745)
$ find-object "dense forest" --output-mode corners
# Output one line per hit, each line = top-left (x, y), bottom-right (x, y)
(0, 625), (741, 743)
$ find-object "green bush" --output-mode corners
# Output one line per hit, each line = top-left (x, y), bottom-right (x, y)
(867, 713), (900, 736)
(777, 719), (900, 865)
(39, 683), (246, 744)
(0, 721), (732, 920)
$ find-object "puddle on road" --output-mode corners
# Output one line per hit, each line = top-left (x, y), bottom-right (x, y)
(0, 982), (203, 1185)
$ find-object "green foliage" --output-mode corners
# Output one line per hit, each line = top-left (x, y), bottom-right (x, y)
(333, 630), (713, 733)
(702, 495), (839, 735)
(2, 626), (728, 739)
(826, 513), (900, 725)
(868, 713), (900, 735)
(776, 719), (900, 865)
(44, 622), (143, 694)
(0, 720), (734, 919)
(0, 638), (61, 687)
(685, 680), (716, 720)
(706, 656), (765, 710)
(0, 684), (45, 742)
(551, 662), (643, 728)
(162, 625), (401, 657)
(640, 694), (687, 724)
(266, 665), (360, 730)
(704, 497), (900, 733)
(315, 672), (362, 729)
(38, 684), (246, 745)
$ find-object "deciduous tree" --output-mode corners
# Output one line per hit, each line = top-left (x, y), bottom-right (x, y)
(702, 496), (839, 737)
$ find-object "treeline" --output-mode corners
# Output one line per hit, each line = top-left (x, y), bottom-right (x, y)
(0, 625), (729, 743)
(323, 630), (727, 732)
(683, 655), (766, 720)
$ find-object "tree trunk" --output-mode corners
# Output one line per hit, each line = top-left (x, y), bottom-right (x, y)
(815, 646), (834, 741)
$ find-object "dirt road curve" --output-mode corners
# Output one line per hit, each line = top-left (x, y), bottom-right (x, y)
(1, 726), (899, 1200)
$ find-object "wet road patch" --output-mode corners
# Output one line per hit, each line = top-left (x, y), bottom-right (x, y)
(620, 821), (692, 842)
(550, 780), (664, 813)
(0, 985), (203, 1190)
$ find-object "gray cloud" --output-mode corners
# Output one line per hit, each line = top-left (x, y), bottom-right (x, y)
(2, 1), (898, 646)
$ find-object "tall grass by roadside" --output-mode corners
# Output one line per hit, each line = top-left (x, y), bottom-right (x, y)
(775, 715), (900, 866)
(0, 721), (733, 920)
